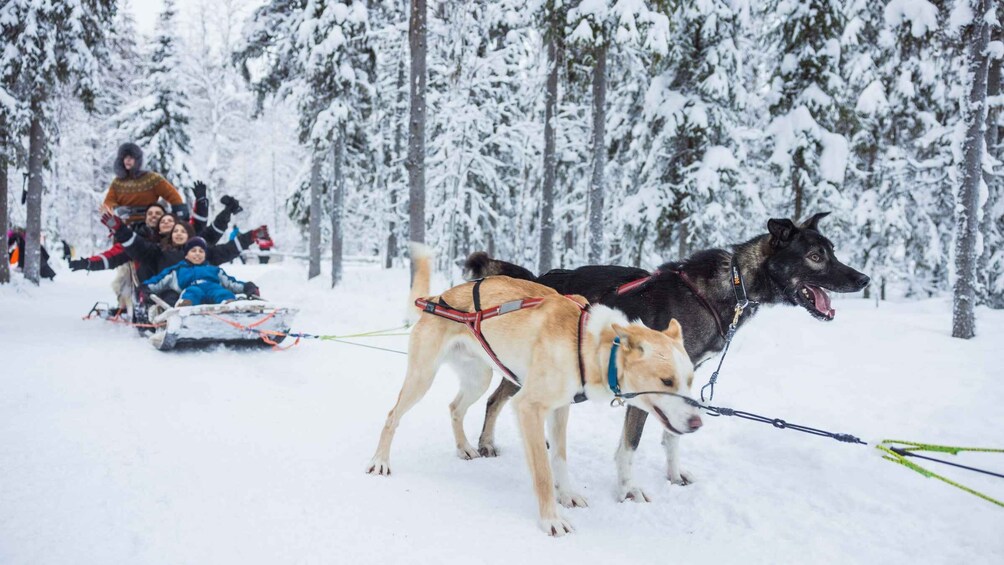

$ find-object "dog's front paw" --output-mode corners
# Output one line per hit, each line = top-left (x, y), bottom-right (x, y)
(667, 469), (695, 486)
(366, 458), (391, 476)
(478, 442), (499, 457)
(538, 516), (574, 537)
(618, 485), (652, 503)
(556, 490), (588, 509)
(457, 444), (480, 460)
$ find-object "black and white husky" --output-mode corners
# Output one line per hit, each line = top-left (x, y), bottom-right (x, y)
(463, 212), (870, 501)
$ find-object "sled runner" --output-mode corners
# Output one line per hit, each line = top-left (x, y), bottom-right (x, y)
(147, 299), (298, 350)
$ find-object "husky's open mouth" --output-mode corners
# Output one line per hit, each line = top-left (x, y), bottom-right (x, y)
(796, 283), (835, 321)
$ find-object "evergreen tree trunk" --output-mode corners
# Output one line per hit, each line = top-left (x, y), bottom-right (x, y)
(792, 163), (803, 222)
(331, 130), (345, 288)
(588, 43), (607, 264)
(678, 221), (688, 260)
(539, 27), (559, 273)
(980, 24), (1003, 308)
(308, 151), (323, 280)
(953, 0), (994, 339)
(24, 101), (45, 285)
(0, 150), (8, 284)
(386, 57), (407, 269)
(406, 0), (427, 246)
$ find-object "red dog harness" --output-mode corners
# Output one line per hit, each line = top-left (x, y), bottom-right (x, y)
(415, 279), (590, 400)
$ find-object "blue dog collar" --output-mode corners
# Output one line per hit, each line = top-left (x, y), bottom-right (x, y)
(607, 336), (621, 395)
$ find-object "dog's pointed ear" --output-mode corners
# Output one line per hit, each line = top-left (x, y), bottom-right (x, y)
(664, 318), (683, 343)
(799, 211), (830, 231)
(767, 218), (798, 248)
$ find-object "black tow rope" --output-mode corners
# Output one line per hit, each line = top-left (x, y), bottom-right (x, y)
(613, 390), (865, 445)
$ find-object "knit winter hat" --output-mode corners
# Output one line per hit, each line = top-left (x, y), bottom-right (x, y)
(184, 237), (208, 253)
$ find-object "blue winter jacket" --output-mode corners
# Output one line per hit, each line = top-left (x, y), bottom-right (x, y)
(144, 261), (247, 294)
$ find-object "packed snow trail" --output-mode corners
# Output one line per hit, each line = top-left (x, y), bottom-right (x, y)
(1, 261), (1002, 564)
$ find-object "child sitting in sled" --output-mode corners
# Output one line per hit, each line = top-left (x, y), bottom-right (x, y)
(142, 237), (260, 307)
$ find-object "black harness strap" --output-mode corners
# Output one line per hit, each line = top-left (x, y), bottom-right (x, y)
(572, 305), (590, 404)
(472, 278), (483, 311)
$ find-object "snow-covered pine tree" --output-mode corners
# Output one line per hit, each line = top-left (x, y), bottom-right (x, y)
(407, 0), (428, 249)
(980, 20), (1003, 308)
(424, 0), (541, 269)
(298, 0), (373, 286)
(186, 0), (253, 201)
(368, 0), (409, 268)
(236, 0), (373, 284)
(0, 80), (17, 284)
(117, 0), (194, 189)
(80, 1), (142, 212)
(0, 0), (115, 284)
(876, 1), (957, 297)
(538, 0), (566, 273)
(951, 0), (998, 339)
(0, 91), (11, 287)
(766, 0), (849, 225)
(615, 0), (759, 264)
(841, 0), (936, 299)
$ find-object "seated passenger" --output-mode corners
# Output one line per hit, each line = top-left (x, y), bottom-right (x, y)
(70, 190), (242, 273)
(142, 237), (259, 307)
(68, 203), (167, 272)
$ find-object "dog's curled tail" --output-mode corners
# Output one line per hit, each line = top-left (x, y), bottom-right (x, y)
(462, 251), (537, 282)
(406, 242), (434, 325)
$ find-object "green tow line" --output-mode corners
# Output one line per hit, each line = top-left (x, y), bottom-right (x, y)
(876, 440), (1004, 507)
(314, 325), (411, 340)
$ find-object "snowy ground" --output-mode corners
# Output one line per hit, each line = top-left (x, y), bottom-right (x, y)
(1, 260), (1002, 565)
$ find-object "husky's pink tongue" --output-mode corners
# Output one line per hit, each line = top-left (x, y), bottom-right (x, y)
(805, 284), (835, 319)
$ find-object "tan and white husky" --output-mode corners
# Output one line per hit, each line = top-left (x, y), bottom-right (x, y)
(367, 245), (703, 536)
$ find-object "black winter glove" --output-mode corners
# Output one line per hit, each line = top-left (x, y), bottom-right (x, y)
(237, 230), (255, 250)
(220, 195), (243, 215)
(114, 224), (136, 244)
(68, 258), (89, 271)
(243, 282), (260, 297)
(192, 181), (207, 200)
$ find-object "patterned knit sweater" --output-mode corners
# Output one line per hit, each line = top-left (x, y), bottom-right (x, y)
(102, 172), (183, 215)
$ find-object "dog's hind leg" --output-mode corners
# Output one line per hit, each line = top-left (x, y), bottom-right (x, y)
(446, 354), (493, 460)
(477, 378), (519, 457)
(513, 397), (571, 536)
(548, 406), (587, 509)
(367, 327), (445, 476)
(615, 406), (651, 502)
(662, 431), (695, 486)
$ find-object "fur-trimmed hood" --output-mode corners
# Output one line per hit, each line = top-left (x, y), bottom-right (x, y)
(114, 142), (147, 179)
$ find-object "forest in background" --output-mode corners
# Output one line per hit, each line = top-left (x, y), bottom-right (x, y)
(2, 0), (1002, 334)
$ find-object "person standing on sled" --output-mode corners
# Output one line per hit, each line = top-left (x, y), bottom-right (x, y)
(103, 143), (190, 223)
(141, 237), (259, 307)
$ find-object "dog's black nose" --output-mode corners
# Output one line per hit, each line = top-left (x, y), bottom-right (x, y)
(855, 272), (871, 289)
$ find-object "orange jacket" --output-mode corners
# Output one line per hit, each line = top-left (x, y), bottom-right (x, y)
(103, 172), (183, 213)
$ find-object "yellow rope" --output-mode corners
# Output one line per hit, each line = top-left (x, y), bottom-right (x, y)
(876, 440), (1004, 507)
